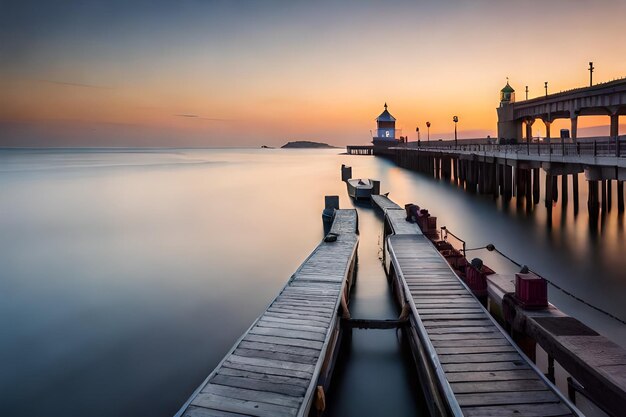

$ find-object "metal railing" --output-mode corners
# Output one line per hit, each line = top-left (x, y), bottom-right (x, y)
(410, 139), (626, 158)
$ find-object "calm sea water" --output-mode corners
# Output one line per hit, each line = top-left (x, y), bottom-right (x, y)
(1, 148), (624, 416)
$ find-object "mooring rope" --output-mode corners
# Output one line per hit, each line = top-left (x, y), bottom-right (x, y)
(467, 243), (626, 326)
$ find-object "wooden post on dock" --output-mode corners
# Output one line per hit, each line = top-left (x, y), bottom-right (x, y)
(618, 181), (625, 212)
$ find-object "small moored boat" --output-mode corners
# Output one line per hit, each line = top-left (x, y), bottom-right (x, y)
(341, 164), (380, 200)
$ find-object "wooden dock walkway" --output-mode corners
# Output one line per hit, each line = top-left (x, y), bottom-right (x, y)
(371, 194), (401, 212)
(176, 210), (359, 417)
(382, 205), (580, 416)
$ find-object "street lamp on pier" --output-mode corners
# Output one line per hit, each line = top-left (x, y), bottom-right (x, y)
(589, 61), (594, 87)
(416, 126), (420, 143)
(453, 116), (459, 148)
(544, 81), (548, 97)
(426, 121), (431, 142)
(525, 86), (529, 100)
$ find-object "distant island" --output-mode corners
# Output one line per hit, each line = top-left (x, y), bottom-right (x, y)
(281, 141), (338, 149)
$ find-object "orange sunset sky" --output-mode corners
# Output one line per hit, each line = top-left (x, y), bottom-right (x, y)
(1, 0), (625, 147)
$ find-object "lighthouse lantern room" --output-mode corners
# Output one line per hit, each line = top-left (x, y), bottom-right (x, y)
(375, 103), (396, 141)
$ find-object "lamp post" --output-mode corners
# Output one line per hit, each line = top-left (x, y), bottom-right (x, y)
(544, 81), (548, 97)
(453, 116), (458, 148)
(416, 126), (420, 143)
(589, 61), (594, 87)
(426, 121), (431, 142)
(525, 86), (529, 100)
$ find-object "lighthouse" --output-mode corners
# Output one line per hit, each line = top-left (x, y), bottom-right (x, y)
(496, 80), (522, 142)
(375, 103), (396, 141)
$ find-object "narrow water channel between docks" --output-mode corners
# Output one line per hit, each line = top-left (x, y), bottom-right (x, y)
(325, 204), (429, 416)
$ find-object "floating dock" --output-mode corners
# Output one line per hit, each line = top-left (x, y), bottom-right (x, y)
(175, 210), (358, 417)
(376, 195), (580, 417)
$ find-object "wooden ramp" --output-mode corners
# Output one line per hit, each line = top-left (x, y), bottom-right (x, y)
(384, 213), (580, 416)
(176, 210), (359, 417)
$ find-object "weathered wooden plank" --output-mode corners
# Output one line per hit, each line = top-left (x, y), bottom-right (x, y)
(451, 379), (548, 394)
(249, 326), (326, 342)
(259, 315), (330, 328)
(193, 391), (297, 417)
(439, 352), (522, 364)
(238, 341), (319, 357)
(425, 326), (499, 335)
(443, 361), (530, 373)
(227, 354), (314, 373)
(234, 348), (317, 365)
(436, 345), (516, 354)
(431, 337), (509, 348)
(183, 405), (250, 417)
(243, 334), (323, 350)
(445, 369), (539, 383)
(422, 319), (495, 328)
(210, 374), (306, 397)
(222, 361), (312, 380)
(420, 313), (489, 321)
(267, 306), (332, 318)
(455, 390), (560, 407)
(256, 319), (327, 335)
(217, 367), (309, 388)
(460, 403), (573, 417)
(263, 311), (331, 324)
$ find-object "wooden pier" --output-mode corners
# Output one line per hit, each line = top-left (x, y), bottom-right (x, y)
(346, 145), (374, 155)
(175, 210), (359, 417)
(375, 195), (580, 417)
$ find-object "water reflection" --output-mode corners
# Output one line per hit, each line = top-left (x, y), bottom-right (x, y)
(0, 148), (624, 417)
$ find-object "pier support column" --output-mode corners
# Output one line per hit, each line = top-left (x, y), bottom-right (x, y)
(573, 174), (580, 213)
(545, 173), (553, 209)
(453, 158), (458, 182)
(533, 168), (540, 204)
(544, 120), (552, 146)
(561, 174), (568, 206)
(504, 165), (512, 199)
(588, 180), (599, 213)
(618, 181), (624, 212)
(571, 116), (578, 144)
(610, 114), (620, 142)
(552, 175), (559, 203)
(525, 170), (532, 208)
(492, 162), (499, 197)
(601, 180), (608, 212)
(607, 180), (613, 211)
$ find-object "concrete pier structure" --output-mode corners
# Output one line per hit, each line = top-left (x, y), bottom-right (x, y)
(496, 78), (626, 144)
